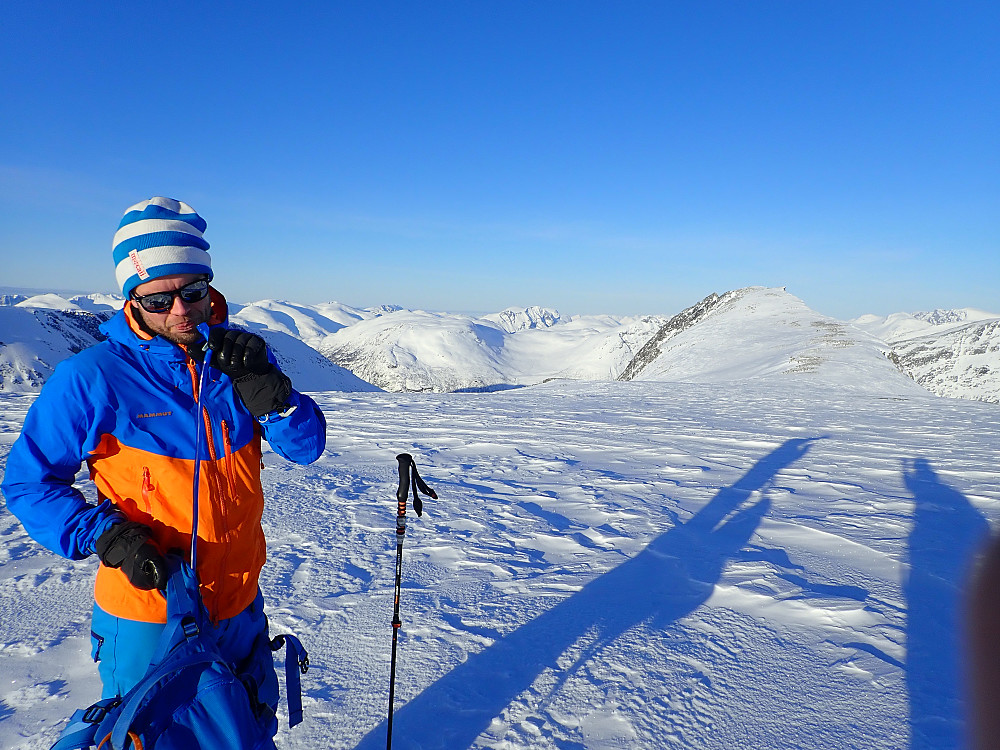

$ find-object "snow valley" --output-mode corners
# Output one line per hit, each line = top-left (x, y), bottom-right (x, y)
(0, 286), (999, 749)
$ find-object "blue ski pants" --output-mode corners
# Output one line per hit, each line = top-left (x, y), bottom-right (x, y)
(90, 590), (280, 710)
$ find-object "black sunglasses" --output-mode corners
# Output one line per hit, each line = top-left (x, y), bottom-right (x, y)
(131, 278), (210, 313)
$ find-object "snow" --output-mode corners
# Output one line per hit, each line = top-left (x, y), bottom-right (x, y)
(2, 285), (1000, 748)
(852, 308), (1000, 344)
(3, 286), (999, 404)
(2, 375), (999, 749)
(0, 307), (107, 392)
(318, 309), (665, 392)
(230, 300), (378, 347)
(14, 294), (86, 312)
(626, 287), (925, 395)
(851, 306), (1000, 404)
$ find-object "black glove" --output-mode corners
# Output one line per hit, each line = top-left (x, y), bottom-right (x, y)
(95, 521), (168, 590)
(207, 328), (293, 417)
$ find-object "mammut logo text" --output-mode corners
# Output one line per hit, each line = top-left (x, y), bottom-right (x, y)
(137, 411), (172, 419)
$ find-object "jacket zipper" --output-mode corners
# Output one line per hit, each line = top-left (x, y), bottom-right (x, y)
(187, 355), (235, 623)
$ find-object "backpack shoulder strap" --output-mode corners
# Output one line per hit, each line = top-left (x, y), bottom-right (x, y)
(270, 634), (309, 728)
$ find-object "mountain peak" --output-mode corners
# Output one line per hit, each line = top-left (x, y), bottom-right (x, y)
(487, 306), (562, 333)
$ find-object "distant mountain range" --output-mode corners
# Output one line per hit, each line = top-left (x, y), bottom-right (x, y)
(1, 288), (997, 403)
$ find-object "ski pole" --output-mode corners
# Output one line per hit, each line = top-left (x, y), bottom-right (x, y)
(387, 453), (437, 750)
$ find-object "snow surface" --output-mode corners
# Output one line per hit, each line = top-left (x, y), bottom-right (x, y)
(1, 375), (999, 749)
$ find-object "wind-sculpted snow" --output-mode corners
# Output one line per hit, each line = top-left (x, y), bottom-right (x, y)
(1, 379), (998, 748)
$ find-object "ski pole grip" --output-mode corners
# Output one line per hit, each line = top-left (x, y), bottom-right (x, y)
(395, 454), (412, 535)
(396, 454), (412, 503)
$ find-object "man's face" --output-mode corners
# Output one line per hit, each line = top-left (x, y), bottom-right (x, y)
(130, 273), (212, 346)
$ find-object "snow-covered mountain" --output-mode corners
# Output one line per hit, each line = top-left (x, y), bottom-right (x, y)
(483, 306), (562, 333)
(852, 308), (1000, 403)
(0, 306), (110, 392)
(0, 295), (375, 394)
(228, 299), (389, 347)
(2, 288), (998, 403)
(318, 309), (665, 392)
(620, 287), (927, 397)
(851, 307), (998, 343)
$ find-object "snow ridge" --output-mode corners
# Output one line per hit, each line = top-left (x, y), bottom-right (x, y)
(618, 290), (742, 381)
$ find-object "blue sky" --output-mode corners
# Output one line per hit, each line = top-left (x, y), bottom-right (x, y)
(2, 2), (997, 319)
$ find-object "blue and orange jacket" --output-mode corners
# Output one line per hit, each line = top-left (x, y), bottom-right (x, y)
(1, 290), (326, 623)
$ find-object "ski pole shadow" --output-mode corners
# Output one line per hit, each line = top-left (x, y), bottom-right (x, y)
(903, 458), (989, 750)
(353, 438), (818, 750)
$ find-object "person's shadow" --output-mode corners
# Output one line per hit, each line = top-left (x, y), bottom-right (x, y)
(904, 458), (989, 750)
(354, 438), (817, 750)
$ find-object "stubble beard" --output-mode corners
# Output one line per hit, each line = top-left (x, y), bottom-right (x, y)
(132, 303), (210, 347)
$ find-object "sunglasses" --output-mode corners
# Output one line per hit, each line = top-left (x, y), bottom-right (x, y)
(131, 278), (210, 313)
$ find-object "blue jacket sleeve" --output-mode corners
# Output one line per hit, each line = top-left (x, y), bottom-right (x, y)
(1, 360), (123, 559)
(257, 389), (327, 464)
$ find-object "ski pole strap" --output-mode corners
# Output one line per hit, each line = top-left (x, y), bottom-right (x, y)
(395, 453), (437, 524)
(271, 634), (310, 728)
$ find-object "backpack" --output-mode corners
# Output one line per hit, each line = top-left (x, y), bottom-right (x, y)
(51, 558), (309, 750)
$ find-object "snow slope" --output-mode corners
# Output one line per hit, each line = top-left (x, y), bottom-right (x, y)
(1, 374), (999, 749)
(889, 322), (1000, 404)
(245, 326), (381, 393)
(0, 307), (108, 392)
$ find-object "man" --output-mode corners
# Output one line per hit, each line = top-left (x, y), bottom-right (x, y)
(1, 197), (326, 722)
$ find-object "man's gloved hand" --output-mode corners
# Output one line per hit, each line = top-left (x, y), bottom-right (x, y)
(206, 328), (293, 417)
(95, 521), (168, 590)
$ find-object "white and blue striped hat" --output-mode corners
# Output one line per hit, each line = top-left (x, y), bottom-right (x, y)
(113, 197), (213, 298)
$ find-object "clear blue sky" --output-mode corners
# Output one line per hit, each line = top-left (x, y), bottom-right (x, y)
(2, 2), (997, 319)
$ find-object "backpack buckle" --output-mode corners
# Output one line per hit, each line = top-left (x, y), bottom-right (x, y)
(181, 616), (200, 639)
(82, 698), (121, 724)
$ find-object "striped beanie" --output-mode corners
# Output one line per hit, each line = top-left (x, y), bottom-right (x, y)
(113, 197), (213, 298)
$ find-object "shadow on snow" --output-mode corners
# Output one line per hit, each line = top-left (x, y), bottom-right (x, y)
(903, 458), (989, 750)
(353, 438), (817, 750)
